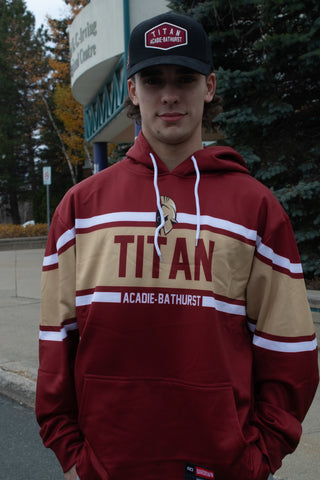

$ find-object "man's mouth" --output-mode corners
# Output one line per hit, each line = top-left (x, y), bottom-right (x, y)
(158, 112), (186, 123)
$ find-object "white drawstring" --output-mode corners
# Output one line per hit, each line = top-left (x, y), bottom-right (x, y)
(191, 155), (201, 246)
(150, 153), (201, 260)
(150, 153), (165, 261)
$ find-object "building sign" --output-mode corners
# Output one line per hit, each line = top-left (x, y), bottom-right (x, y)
(70, 20), (98, 77)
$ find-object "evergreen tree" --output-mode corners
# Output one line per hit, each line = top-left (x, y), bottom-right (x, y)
(168, 0), (320, 279)
(0, 0), (48, 223)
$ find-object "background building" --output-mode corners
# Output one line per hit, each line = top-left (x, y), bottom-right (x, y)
(69, 0), (169, 171)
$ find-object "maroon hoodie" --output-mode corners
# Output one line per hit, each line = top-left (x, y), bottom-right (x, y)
(36, 133), (318, 480)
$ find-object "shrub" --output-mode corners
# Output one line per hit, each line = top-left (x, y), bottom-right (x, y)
(0, 224), (48, 238)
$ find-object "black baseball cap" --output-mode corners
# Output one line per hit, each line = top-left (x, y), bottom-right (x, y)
(127, 12), (213, 79)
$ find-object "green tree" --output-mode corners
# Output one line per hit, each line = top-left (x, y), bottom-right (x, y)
(31, 1), (93, 223)
(0, 0), (48, 223)
(168, 0), (320, 278)
(46, 0), (92, 185)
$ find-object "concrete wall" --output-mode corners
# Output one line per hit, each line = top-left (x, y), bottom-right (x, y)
(0, 237), (47, 252)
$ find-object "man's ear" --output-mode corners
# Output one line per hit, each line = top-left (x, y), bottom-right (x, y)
(127, 78), (139, 106)
(205, 73), (216, 103)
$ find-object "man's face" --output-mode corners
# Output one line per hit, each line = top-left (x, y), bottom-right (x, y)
(128, 65), (215, 152)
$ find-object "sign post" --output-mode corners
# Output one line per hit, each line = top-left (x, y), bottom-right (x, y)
(43, 167), (52, 230)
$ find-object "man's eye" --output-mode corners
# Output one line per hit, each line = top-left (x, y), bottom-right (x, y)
(144, 77), (162, 85)
(180, 75), (196, 83)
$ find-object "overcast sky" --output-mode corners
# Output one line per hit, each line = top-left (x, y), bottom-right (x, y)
(25, 0), (70, 29)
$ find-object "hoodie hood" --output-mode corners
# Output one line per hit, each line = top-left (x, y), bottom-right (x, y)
(125, 132), (250, 260)
(126, 132), (249, 176)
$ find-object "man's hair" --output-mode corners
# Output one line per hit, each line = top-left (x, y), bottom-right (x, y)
(125, 76), (223, 130)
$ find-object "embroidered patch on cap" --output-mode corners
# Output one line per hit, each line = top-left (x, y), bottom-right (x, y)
(145, 22), (188, 50)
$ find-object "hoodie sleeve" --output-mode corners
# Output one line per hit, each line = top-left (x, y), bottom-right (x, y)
(35, 194), (84, 473)
(246, 194), (319, 473)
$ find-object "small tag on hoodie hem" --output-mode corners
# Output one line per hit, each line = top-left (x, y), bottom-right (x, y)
(185, 463), (215, 480)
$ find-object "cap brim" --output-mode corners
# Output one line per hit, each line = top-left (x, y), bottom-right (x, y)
(127, 55), (211, 78)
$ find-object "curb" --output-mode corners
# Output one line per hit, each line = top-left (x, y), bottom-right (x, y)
(308, 290), (320, 309)
(0, 367), (36, 409)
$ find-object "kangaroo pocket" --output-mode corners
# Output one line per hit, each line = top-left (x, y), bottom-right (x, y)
(78, 376), (248, 474)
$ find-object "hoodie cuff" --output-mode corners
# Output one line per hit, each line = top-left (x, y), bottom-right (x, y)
(50, 435), (84, 473)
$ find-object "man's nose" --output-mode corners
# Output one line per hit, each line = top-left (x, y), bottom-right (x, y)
(161, 84), (180, 104)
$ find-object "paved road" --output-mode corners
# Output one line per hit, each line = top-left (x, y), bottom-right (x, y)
(0, 394), (64, 480)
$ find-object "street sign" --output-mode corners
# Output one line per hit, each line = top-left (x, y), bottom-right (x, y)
(43, 167), (52, 229)
(43, 166), (52, 186)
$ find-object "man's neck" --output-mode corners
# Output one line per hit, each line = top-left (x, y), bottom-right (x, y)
(143, 134), (203, 171)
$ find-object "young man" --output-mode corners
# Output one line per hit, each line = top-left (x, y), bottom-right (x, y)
(36, 12), (319, 480)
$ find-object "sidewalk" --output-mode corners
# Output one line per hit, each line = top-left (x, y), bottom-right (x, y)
(0, 247), (319, 479)
(0, 249), (42, 408)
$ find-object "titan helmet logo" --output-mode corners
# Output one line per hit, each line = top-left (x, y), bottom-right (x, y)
(145, 22), (188, 50)
(156, 196), (178, 235)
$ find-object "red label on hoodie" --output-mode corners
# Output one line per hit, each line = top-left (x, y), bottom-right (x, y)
(145, 22), (188, 50)
(185, 463), (215, 480)
(196, 466), (215, 479)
